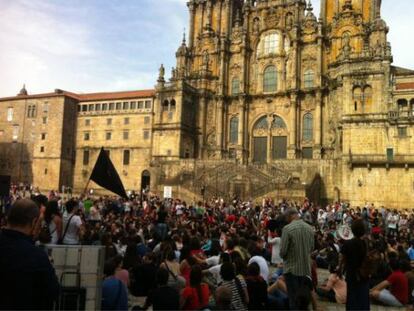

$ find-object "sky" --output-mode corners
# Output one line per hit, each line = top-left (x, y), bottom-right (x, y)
(0, 0), (412, 97)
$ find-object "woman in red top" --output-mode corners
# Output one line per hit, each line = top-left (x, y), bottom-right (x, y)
(180, 265), (210, 310)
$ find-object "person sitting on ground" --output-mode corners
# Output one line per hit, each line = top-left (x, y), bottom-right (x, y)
(220, 261), (249, 311)
(245, 262), (268, 310)
(144, 268), (180, 311)
(180, 265), (210, 310)
(316, 265), (347, 304)
(370, 258), (409, 307)
(214, 285), (233, 310)
(102, 258), (128, 311)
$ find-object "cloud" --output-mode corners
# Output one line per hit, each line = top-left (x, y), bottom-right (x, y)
(0, 0), (413, 98)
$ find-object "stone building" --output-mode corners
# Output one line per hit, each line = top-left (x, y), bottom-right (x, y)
(1, 0), (414, 207)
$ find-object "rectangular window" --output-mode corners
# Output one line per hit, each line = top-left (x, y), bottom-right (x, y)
(82, 105), (87, 112)
(387, 148), (394, 161)
(40, 146), (45, 153)
(116, 102), (122, 110)
(84, 132), (90, 141)
(42, 117), (48, 124)
(85, 119), (90, 126)
(7, 107), (13, 121)
(106, 132), (112, 140)
(95, 104), (101, 111)
(123, 102), (129, 110)
(109, 103), (115, 110)
(145, 100), (152, 109)
(107, 118), (112, 125)
(123, 131), (129, 140)
(88, 104), (94, 111)
(398, 127), (407, 137)
(41, 133), (46, 140)
(27, 105), (36, 118)
(272, 136), (288, 159)
(144, 116), (150, 124)
(12, 125), (19, 141)
(253, 137), (267, 164)
(302, 147), (313, 159)
(231, 78), (240, 95)
(143, 130), (150, 140)
(138, 101), (144, 109)
(304, 71), (315, 88)
(83, 150), (90, 165)
(102, 103), (108, 111)
(130, 101), (136, 109)
(123, 150), (130, 165)
(43, 102), (49, 113)
(124, 117), (129, 125)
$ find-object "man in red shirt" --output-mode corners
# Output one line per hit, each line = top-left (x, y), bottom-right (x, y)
(370, 258), (408, 307)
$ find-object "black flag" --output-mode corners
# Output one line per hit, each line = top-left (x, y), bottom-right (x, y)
(89, 148), (128, 199)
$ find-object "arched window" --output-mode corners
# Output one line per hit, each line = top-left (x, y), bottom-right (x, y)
(162, 99), (169, 111)
(231, 78), (240, 95)
(271, 116), (287, 129)
(170, 99), (176, 110)
(264, 33), (279, 54)
(230, 117), (239, 144)
(398, 99), (408, 111)
(257, 32), (280, 57)
(303, 113), (313, 141)
(254, 116), (269, 130)
(263, 66), (277, 93)
(353, 87), (362, 112)
(304, 70), (314, 88)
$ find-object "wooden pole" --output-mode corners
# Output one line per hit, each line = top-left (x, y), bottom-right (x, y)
(82, 179), (91, 196)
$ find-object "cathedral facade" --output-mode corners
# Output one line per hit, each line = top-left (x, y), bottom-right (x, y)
(1, 0), (414, 207)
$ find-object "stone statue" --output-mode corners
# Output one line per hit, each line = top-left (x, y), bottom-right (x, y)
(328, 120), (337, 148)
(253, 18), (260, 33)
(158, 64), (165, 81)
(202, 50), (210, 70)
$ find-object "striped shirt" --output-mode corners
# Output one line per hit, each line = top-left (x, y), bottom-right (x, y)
(280, 219), (314, 276)
(221, 276), (248, 311)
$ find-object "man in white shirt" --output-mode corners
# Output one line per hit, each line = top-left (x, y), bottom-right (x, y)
(62, 199), (83, 245)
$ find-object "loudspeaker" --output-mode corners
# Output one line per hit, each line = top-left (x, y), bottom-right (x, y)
(0, 175), (11, 196)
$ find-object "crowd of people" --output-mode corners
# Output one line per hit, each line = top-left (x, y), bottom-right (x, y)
(1, 185), (414, 310)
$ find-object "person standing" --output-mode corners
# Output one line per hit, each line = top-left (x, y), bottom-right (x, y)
(43, 200), (62, 244)
(280, 208), (315, 310)
(0, 199), (60, 310)
(62, 199), (83, 245)
(340, 219), (370, 310)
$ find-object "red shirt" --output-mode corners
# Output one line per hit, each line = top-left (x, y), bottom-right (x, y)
(387, 270), (408, 305)
(181, 284), (210, 310)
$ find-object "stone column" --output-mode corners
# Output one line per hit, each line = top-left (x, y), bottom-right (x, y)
(288, 94), (298, 159)
(216, 98), (224, 151)
(188, 2), (196, 49)
(237, 98), (246, 162)
(198, 97), (207, 158)
(267, 114), (272, 163)
(314, 91), (322, 159)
